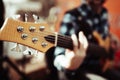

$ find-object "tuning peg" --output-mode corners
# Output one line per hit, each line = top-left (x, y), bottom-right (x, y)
(30, 50), (41, 64)
(12, 14), (21, 20)
(33, 50), (39, 57)
(23, 47), (33, 55)
(25, 13), (28, 22)
(11, 43), (22, 52)
(33, 14), (39, 23)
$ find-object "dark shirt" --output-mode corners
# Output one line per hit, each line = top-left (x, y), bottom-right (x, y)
(60, 4), (109, 40)
(54, 2), (109, 65)
(53, 3), (110, 80)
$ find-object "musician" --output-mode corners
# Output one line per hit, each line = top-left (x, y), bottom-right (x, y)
(45, 0), (120, 80)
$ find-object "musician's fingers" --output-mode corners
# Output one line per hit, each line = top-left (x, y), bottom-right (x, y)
(71, 34), (78, 51)
(78, 31), (88, 50)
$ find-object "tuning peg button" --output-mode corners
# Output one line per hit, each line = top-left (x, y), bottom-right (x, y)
(39, 26), (45, 31)
(41, 42), (48, 47)
(32, 37), (38, 43)
(29, 26), (36, 32)
(17, 26), (24, 32)
(21, 33), (28, 40)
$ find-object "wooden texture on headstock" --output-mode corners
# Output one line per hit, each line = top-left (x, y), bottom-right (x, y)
(0, 18), (54, 53)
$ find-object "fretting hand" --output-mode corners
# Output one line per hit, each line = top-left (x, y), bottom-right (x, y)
(64, 31), (88, 70)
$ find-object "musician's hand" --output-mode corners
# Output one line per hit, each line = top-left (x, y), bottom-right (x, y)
(64, 31), (88, 70)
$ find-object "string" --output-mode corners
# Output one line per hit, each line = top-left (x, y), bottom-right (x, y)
(20, 34), (72, 49)
(20, 30), (73, 48)
(22, 30), (72, 44)
(28, 33), (72, 47)
(43, 34), (73, 48)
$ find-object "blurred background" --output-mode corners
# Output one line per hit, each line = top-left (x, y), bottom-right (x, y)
(0, 0), (120, 80)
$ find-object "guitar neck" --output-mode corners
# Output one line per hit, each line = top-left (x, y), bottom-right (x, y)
(45, 33), (73, 50)
(0, 18), (74, 53)
(0, 18), (102, 54)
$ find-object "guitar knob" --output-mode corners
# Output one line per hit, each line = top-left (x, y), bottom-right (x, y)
(21, 33), (28, 40)
(41, 42), (48, 47)
(39, 26), (45, 31)
(32, 37), (38, 43)
(17, 26), (24, 32)
(29, 26), (36, 32)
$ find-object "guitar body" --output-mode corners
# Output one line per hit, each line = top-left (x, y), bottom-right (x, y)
(93, 31), (111, 72)
(93, 31), (110, 51)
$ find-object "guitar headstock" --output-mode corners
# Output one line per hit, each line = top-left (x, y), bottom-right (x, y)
(0, 18), (55, 53)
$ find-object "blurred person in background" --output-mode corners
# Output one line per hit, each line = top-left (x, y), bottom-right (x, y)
(45, 0), (120, 80)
